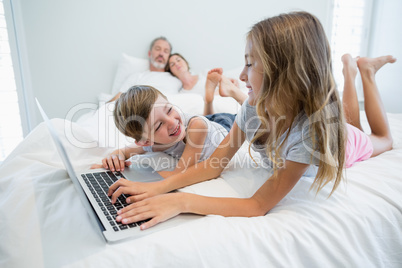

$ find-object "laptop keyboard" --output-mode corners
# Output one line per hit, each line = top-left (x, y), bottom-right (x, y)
(81, 171), (148, 232)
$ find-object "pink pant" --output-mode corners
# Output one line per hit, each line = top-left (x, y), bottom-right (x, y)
(345, 123), (374, 168)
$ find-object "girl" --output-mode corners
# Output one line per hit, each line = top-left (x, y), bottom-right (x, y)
(108, 11), (395, 230)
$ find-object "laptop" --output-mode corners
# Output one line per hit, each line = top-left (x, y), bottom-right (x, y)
(35, 98), (201, 242)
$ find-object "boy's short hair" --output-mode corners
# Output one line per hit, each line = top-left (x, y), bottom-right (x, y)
(114, 85), (167, 141)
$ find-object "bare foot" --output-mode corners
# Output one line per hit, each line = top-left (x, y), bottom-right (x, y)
(357, 55), (396, 76)
(205, 69), (222, 103)
(219, 75), (239, 97)
(208, 67), (223, 75)
(341, 54), (358, 80)
(229, 78), (239, 88)
(218, 75), (247, 105)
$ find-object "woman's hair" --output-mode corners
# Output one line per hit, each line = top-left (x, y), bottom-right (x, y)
(165, 53), (190, 74)
(249, 11), (346, 195)
(114, 85), (167, 141)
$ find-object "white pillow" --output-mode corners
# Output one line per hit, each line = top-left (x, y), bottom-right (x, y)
(111, 53), (149, 95)
(166, 93), (205, 115)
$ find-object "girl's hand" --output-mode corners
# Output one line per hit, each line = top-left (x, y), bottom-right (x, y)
(107, 179), (164, 204)
(115, 193), (185, 230)
(90, 153), (131, 172)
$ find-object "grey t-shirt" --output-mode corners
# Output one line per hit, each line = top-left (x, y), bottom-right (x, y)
(143, 113), (228, 162)
(235, 99), (318, 177)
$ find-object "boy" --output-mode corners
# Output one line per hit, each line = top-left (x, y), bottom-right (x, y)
(92, 85), (235, 179)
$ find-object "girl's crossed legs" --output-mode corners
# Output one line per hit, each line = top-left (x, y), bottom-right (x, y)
(342, 54), (396, 157)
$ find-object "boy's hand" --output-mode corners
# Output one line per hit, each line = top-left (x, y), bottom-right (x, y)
(90, 153), (131, 171)
(107, 179), (164, 204)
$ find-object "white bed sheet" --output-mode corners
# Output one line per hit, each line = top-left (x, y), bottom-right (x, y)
(1, 112), (402, 267)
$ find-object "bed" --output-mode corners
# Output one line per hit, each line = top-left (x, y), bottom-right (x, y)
(1, 55), (402, 267)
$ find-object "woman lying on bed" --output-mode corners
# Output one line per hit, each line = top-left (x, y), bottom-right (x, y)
(165, 53), (247, 115)
(106, 11), (395, 231)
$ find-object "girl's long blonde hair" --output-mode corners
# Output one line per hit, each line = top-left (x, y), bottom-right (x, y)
(249, 11), (346, 195)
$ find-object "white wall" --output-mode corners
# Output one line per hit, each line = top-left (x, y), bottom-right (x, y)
(369, 0), (402, 114)
(13, 0), (331, 127)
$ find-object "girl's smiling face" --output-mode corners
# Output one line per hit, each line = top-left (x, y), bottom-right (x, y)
(239, 39), (264, 106)
(140, 95), (186, 146)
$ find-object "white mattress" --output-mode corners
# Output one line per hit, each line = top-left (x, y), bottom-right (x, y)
(0, 111), (401, 267)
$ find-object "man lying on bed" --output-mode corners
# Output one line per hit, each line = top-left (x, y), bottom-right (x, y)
(107, 36), (182, 102)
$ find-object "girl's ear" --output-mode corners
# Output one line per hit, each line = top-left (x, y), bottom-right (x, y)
(135, 139), (153, 147)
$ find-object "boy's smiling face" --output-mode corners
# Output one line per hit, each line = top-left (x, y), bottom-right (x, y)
(139, 95), (186, 146)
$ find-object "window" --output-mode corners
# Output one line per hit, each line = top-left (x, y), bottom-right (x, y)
(0, 0), (23, 162)
(330, 0), (373, 97)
